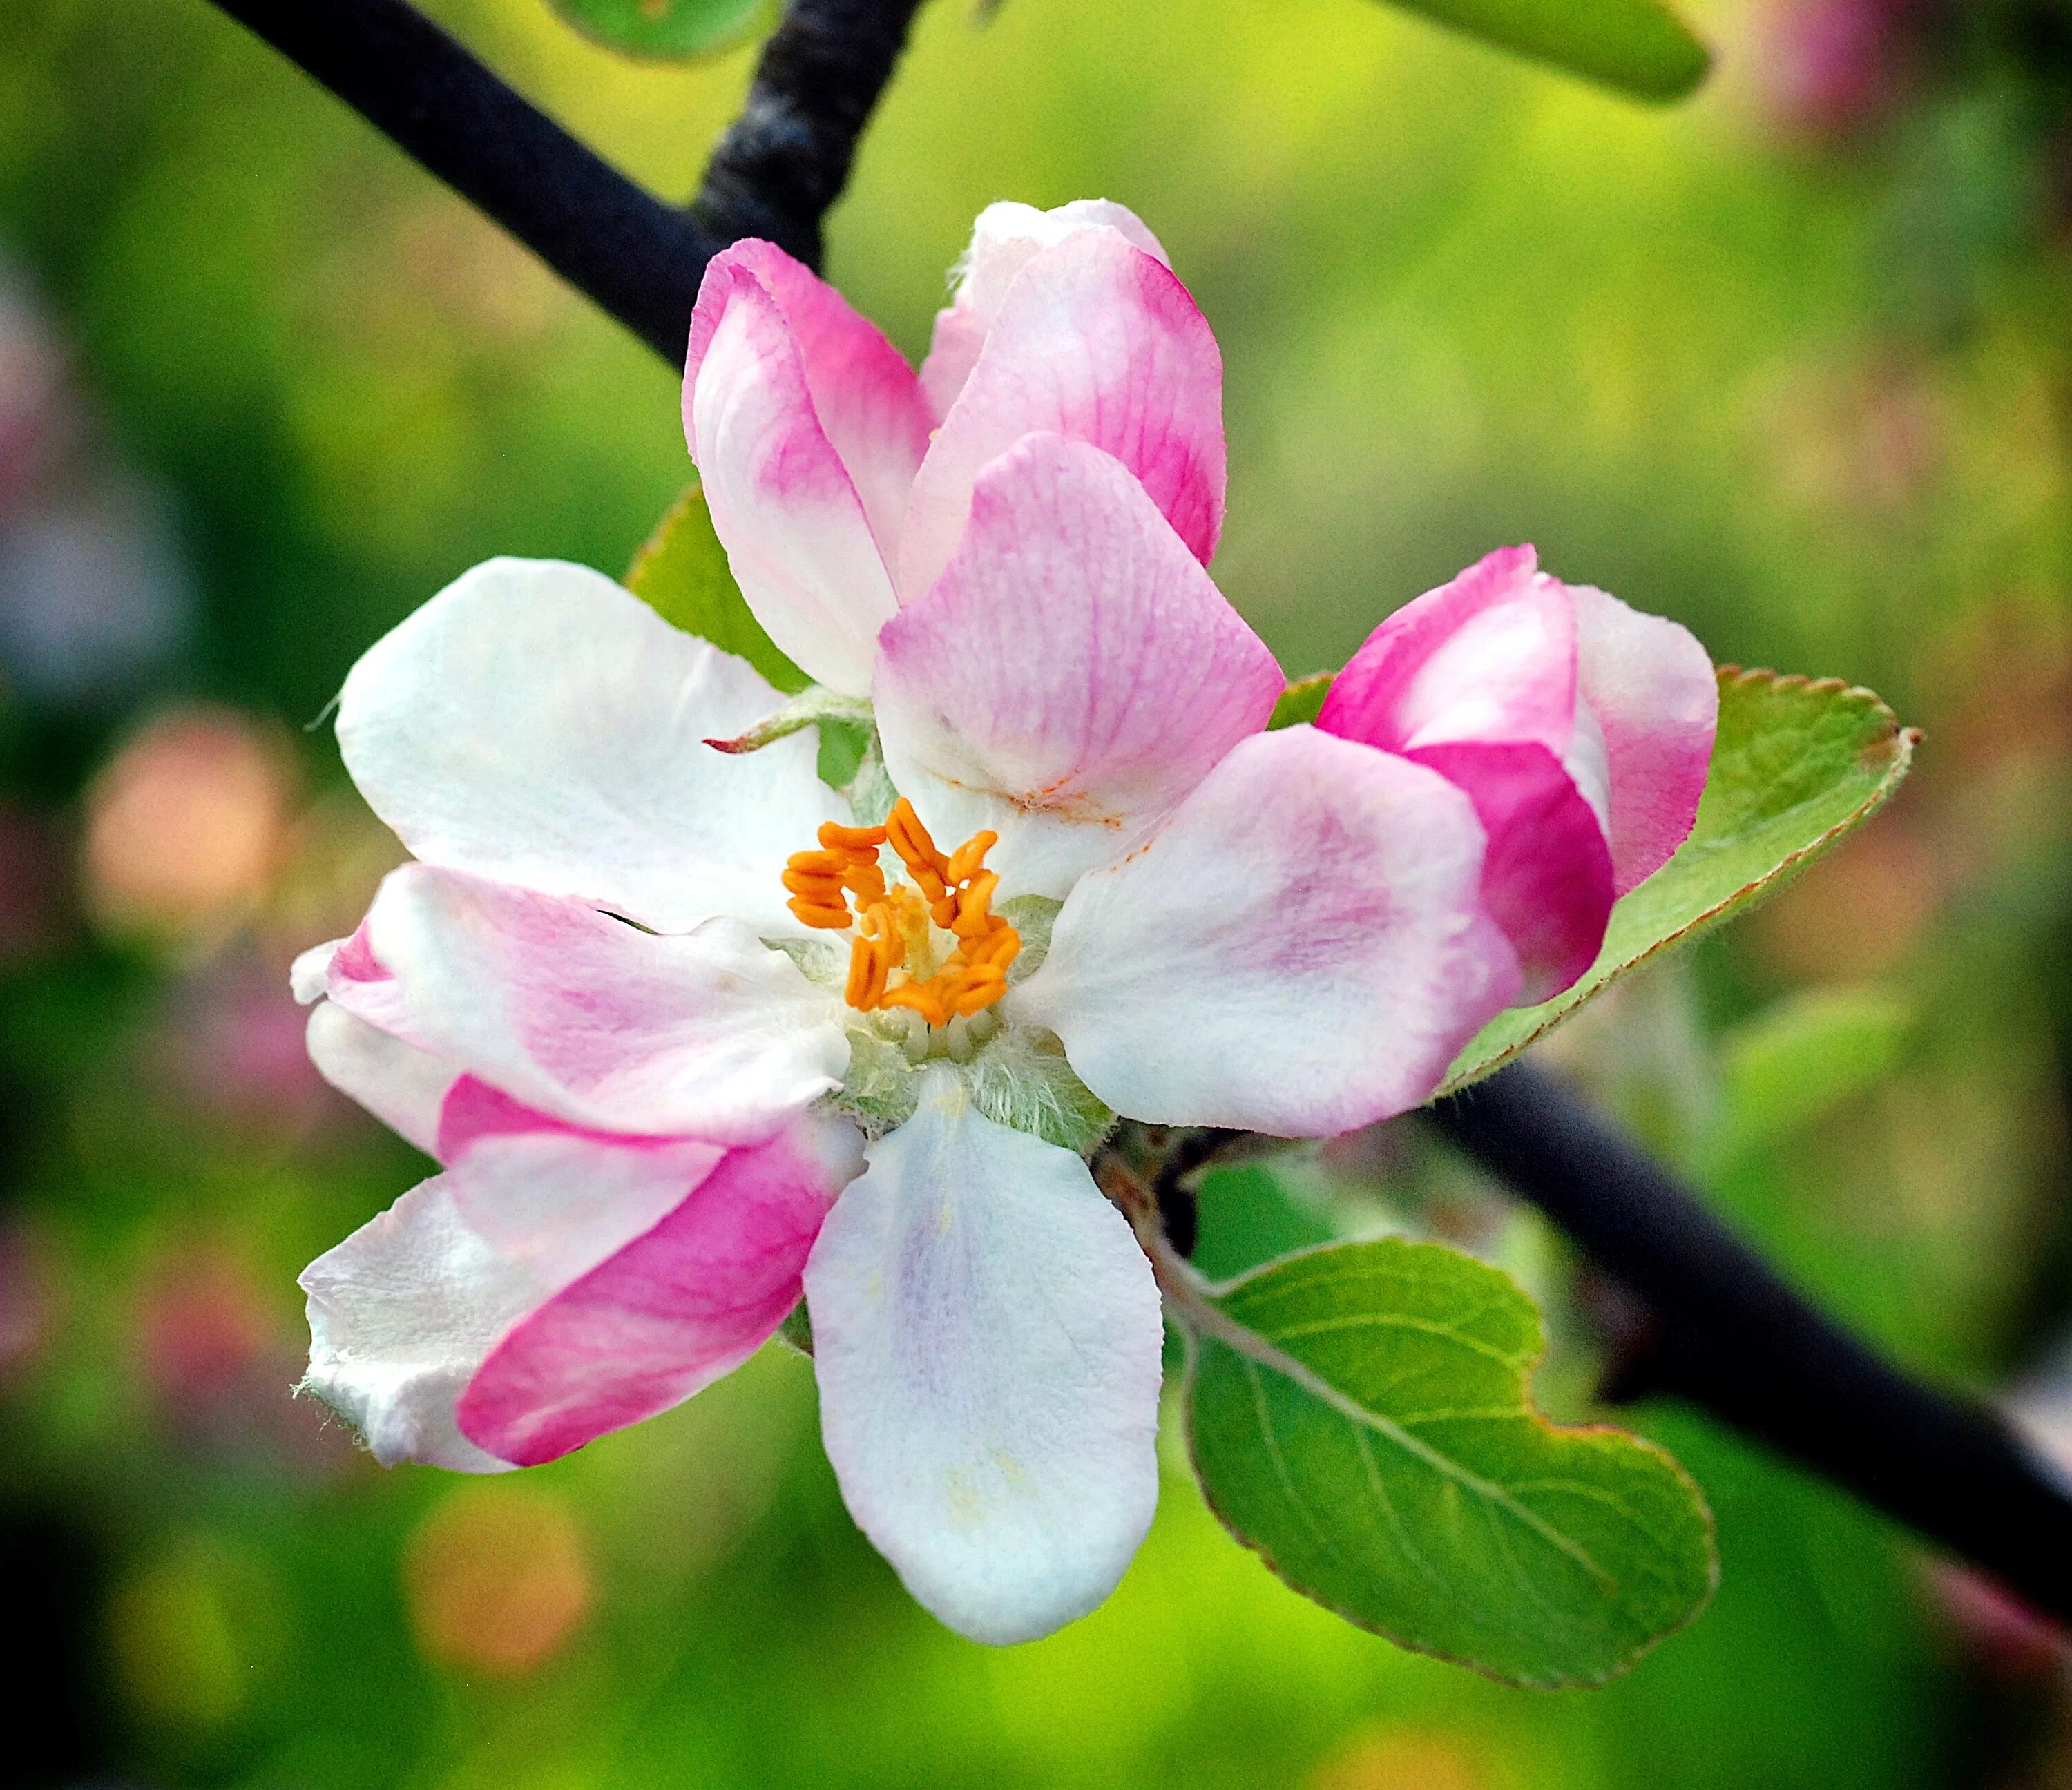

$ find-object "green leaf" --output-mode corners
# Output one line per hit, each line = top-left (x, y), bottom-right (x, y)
(548, 0), (769, 62)
(1178, 1238), (1716, 1686)
(1269, 673), (1334, 730)
(1709, 986), (1913, 1167)
(1373, 0), (1710, 103)
(1192, 1160), (1337, 1282)
(625, 482), (806, 693)
(1439, 669), (1918, 1097)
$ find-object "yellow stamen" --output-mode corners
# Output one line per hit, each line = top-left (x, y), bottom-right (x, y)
(781, 797), (1021, 1026)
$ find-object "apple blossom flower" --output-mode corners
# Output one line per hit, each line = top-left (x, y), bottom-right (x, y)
(1316, 546), (1718, 1003)
(292, 199), (1712, 1647)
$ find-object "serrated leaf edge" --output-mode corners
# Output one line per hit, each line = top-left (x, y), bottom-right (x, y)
(1162, 1236), (1720, 1688)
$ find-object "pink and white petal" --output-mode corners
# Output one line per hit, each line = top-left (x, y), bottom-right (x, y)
(1316, 547), (1580, 762)
(300, 1173), (535, 1472)
(803, 1070), (1162, 1646)
(684, 253), (909, 694)
(691, 242), (930, 564)
(1013, 726), (1522, 1135)
(457, 1110), (863, 1467)
(329, 864), (849, 1143)
(875, 436), (1282, 898)
(1408, 741), (1615, 1006)
(899, 230), (1226, 600)
(338, 557), (841, 934)
(306, 999), (458, 1157)
(1570, 584), (1719, 894)
(302, 1116), (843, 1471)
(919, 200), (1170, 421)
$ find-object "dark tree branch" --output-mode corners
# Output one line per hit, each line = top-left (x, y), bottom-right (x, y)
(691, 0), (928, 268)
(1433, 1063), (2072, 1626)
(204, 0), (925, 364)
(198, 0), (2072, 1628)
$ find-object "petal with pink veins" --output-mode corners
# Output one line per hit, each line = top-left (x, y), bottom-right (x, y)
(875, 435), (1282, 898)
(803, 1069), (1163, 1645)
(684, 243), (930, 693)
(457, 1108), (863, 1466)
(1569, 583), (1719, 894)
(327, 863), (848, 1144)
(1013, 726), (1522, 1135)
(899, 229), (1225, 601)
(919, 200), (1169, 422)
(338, 557), (842, 936)
(300, 1109), (861, 1471)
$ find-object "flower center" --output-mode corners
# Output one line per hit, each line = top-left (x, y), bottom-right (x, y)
(783, 798), (1021, 1028)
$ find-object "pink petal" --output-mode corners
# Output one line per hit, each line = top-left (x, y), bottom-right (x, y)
(326, 864), (848, 1144)
(457, 1109), (863, 1467)
(1406, 741), (1615, 1004)
(1013, 726), (1521, 1135)
(919, 200), (1170, 422)
(1316, 546), (1580, 763)
(874, 434), (1282, 898)
(684, 243), (930, 693)
(898, 229), (1226, 602)
(1570, 583), (1719, 894)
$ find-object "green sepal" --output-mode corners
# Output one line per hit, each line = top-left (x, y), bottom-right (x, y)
(1269, 673), (1334, 729)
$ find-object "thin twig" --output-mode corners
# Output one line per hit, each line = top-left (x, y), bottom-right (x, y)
(203, 0), (926, 361)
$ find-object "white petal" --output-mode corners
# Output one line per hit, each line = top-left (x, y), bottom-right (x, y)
(306, 999), (457, 1157)
(1013, 727), (1522, 1135)
(340, 865), (848, 1144)
(337, 557), (842, 936)
(803, 1070), (1164, 1645)
(300, 1173), (532, 1473)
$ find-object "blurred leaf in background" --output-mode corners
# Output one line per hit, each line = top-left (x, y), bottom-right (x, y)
(548, 0), (770, 62)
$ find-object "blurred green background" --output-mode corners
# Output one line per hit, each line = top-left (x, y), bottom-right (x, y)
(6, 0), (2072, 1783)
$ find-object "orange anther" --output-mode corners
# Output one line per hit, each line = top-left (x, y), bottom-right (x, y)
(952, 973), (1008, 1018)
(944, 830), (998, 884)
(819, 821), (888, 852)
(783, 803), (1020, 1026)
(950, 871), (999, 939)
(881, 981), (952, 1028)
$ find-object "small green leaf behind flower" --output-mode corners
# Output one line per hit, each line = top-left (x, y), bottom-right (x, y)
(548, 0), (770, 62)
(1173, 1237), (1717, 1686)
(1370, 0), (1709, 103)
(1441, 668), (1919, 1097)
(626, 482), (807, 693)
(629, 484), (876, 785)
